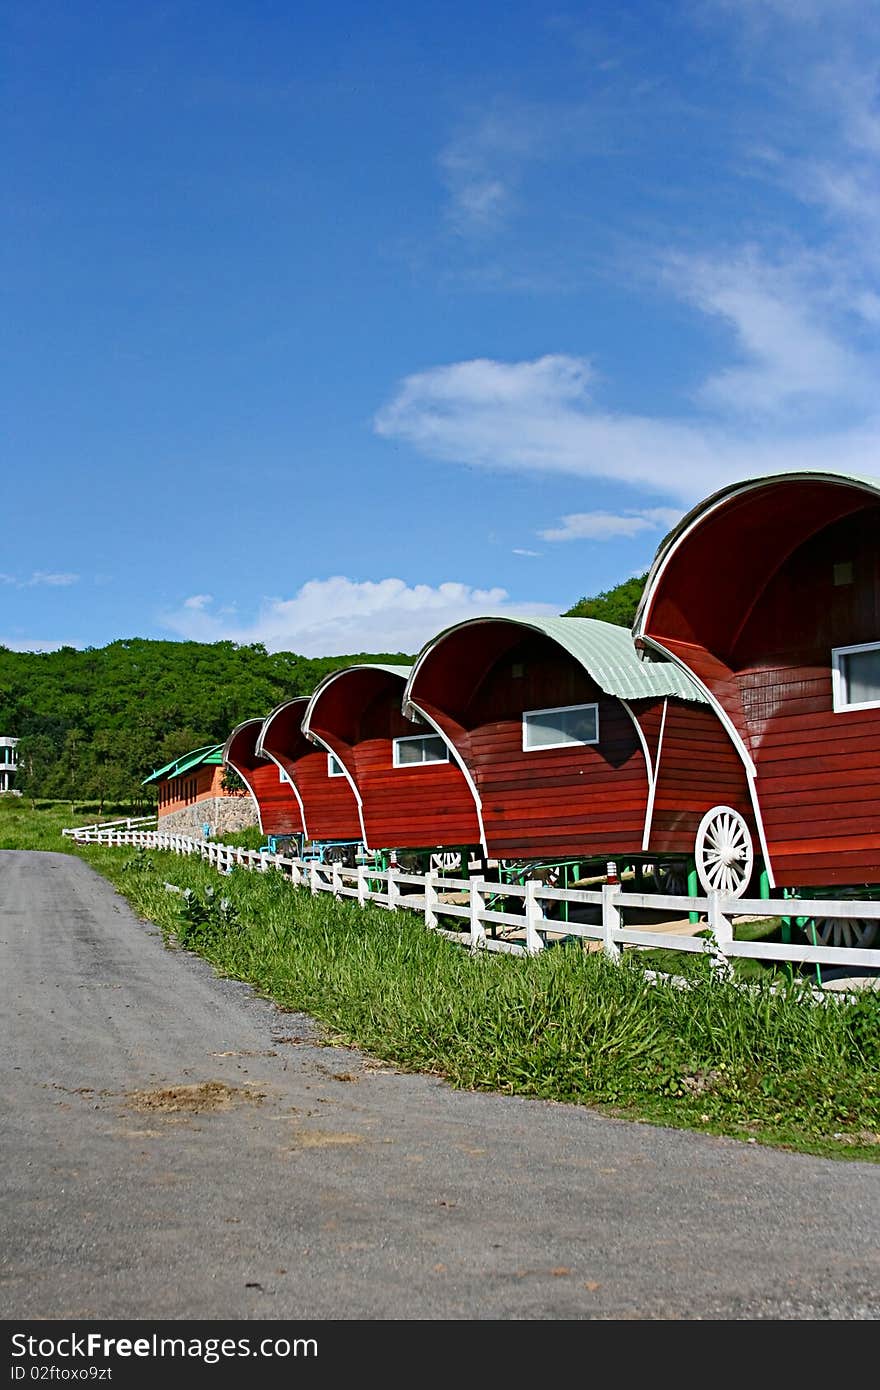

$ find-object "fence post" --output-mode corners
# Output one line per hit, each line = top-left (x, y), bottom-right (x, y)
(601, 883), (621, 960)
(332, 861), (343, 899)
(525, 878), (546, 953)
(469, 876), (487, 949)
(309, 860), (319, 896)
(290, 860), (303, 888)
(424, 868), (438, 930)
(356, 864), (368, 907)
(708, 891), (734, 977)
(387, 867), (399, 912)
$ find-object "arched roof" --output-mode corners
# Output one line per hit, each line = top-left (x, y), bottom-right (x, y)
(634, 470), (880, 661)
(255, 697), (310, 760)
(403, 616), (702, 717)
(302, 665), (413, 742)
(222, 718), (265, 772)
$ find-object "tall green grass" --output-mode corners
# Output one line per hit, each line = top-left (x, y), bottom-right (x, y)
(81, 843), (880, 1160)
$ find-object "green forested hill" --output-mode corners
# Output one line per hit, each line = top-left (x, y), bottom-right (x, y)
(0, 639), (410, 804)
(564, 573), (647, 626)
(2, 572), (647, 803)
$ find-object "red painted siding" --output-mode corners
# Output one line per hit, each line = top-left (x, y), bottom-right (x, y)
(225, 719), (303, 837)
(644, 700), (753, 852)
(644, 486), (880, 886)
(260, 699), (360, 842)
(307, 669), (480, 851)
(414, 631), (650, 861)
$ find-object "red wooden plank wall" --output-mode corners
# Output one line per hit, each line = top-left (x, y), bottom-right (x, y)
(260, 700), (361, 843)
(292, 748), (362, 841)
(645, 700), (753, 853)
(246, 761), (303, 836)
(435, 636), (650, 862)
(732, 509), (880, 884)
(309, 670), (480, 850)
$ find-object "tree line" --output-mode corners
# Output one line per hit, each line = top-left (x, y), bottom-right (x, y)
(1, 639), (409, 807)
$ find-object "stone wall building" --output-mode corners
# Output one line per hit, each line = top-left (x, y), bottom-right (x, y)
(143, 744), (258, 837)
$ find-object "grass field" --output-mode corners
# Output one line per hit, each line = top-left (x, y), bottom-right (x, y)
(3, 797), (878, 1161)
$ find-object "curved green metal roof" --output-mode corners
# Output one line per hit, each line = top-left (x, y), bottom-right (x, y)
(634, 469), (880, 637)
(142, 743), (224, 785)
(406, 616), (704, 705)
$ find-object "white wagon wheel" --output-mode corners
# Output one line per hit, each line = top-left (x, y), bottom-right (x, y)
(811, 916), (879, 949)
(694, 806), (754, 898)
(430, 850), (462, 872)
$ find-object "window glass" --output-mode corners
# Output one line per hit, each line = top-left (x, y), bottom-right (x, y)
(393, 734), (449, 766)
(523, 703), (599, 750)
(327, 755), (345, 777)
(839, 645), (880, 707)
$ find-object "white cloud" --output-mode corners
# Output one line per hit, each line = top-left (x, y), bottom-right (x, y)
(1, 571), (79, 588)
(439, 107), (546, 236)
(438, 100), (614, 238)
(183, 593), (213, 610)
(375, 353), (880, 502)
(0, 638), (77, 652)
(27, 571), (79, 587)
(664, 250), (874, 418)
(540, 507), (682, 542)
(512, 548), (542, 557)
(162, 577), (559, 657)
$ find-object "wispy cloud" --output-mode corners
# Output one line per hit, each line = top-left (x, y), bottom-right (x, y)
(438, 98), (618, 238)
(663, 249), (875, 419)
(0, 638), (77, 652)
(439, 106), (547, 236)
(540, 508), (682, 543)
(375, 353), (880, 502)
(162, 577), (558, 658)
(0, 571), (79, 588)
(512, 547), (542, 557)
(407, 1), (880, 502)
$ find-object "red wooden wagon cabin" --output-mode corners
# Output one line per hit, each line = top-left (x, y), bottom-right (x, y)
(223, 718), (303, 842)
(633, 470), (880, 944)
(255, 696), (362, 859)
(300, 664), (481, 862)
(402, 615), (752, 886)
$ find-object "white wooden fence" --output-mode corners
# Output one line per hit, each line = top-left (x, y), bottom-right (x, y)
(66, 826), (880, 978)
(61, 813), (157, 838)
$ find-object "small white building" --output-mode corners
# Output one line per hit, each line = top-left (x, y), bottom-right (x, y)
(0, 737), (19, 793)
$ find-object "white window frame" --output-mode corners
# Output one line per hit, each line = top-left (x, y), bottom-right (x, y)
(831, 640), (880, 713)
(522, 700), (600, 752)
(327, 754), (345, 777)
(392, 734), (449, 768)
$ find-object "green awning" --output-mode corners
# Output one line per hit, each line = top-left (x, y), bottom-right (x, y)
(142, 743), (224, 785)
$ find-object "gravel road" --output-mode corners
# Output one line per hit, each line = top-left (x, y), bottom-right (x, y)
(1, 849), (877, 1320)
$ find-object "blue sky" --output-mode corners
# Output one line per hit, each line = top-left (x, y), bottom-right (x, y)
(3, 0), (880, 655)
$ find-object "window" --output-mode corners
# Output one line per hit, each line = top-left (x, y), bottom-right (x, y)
(522, 701), (599, 751)
(392, 734), (449, 767)
(832, 641), (880, 712)
(327, 754), (345, 778)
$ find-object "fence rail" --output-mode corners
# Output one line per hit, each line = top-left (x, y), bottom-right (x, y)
(61, 814), (158, 838)
(66, 826), (880, 976)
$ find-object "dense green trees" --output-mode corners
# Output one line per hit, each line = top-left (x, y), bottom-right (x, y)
(564, 573), (647, 627)
(2, 638), (409, 804)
